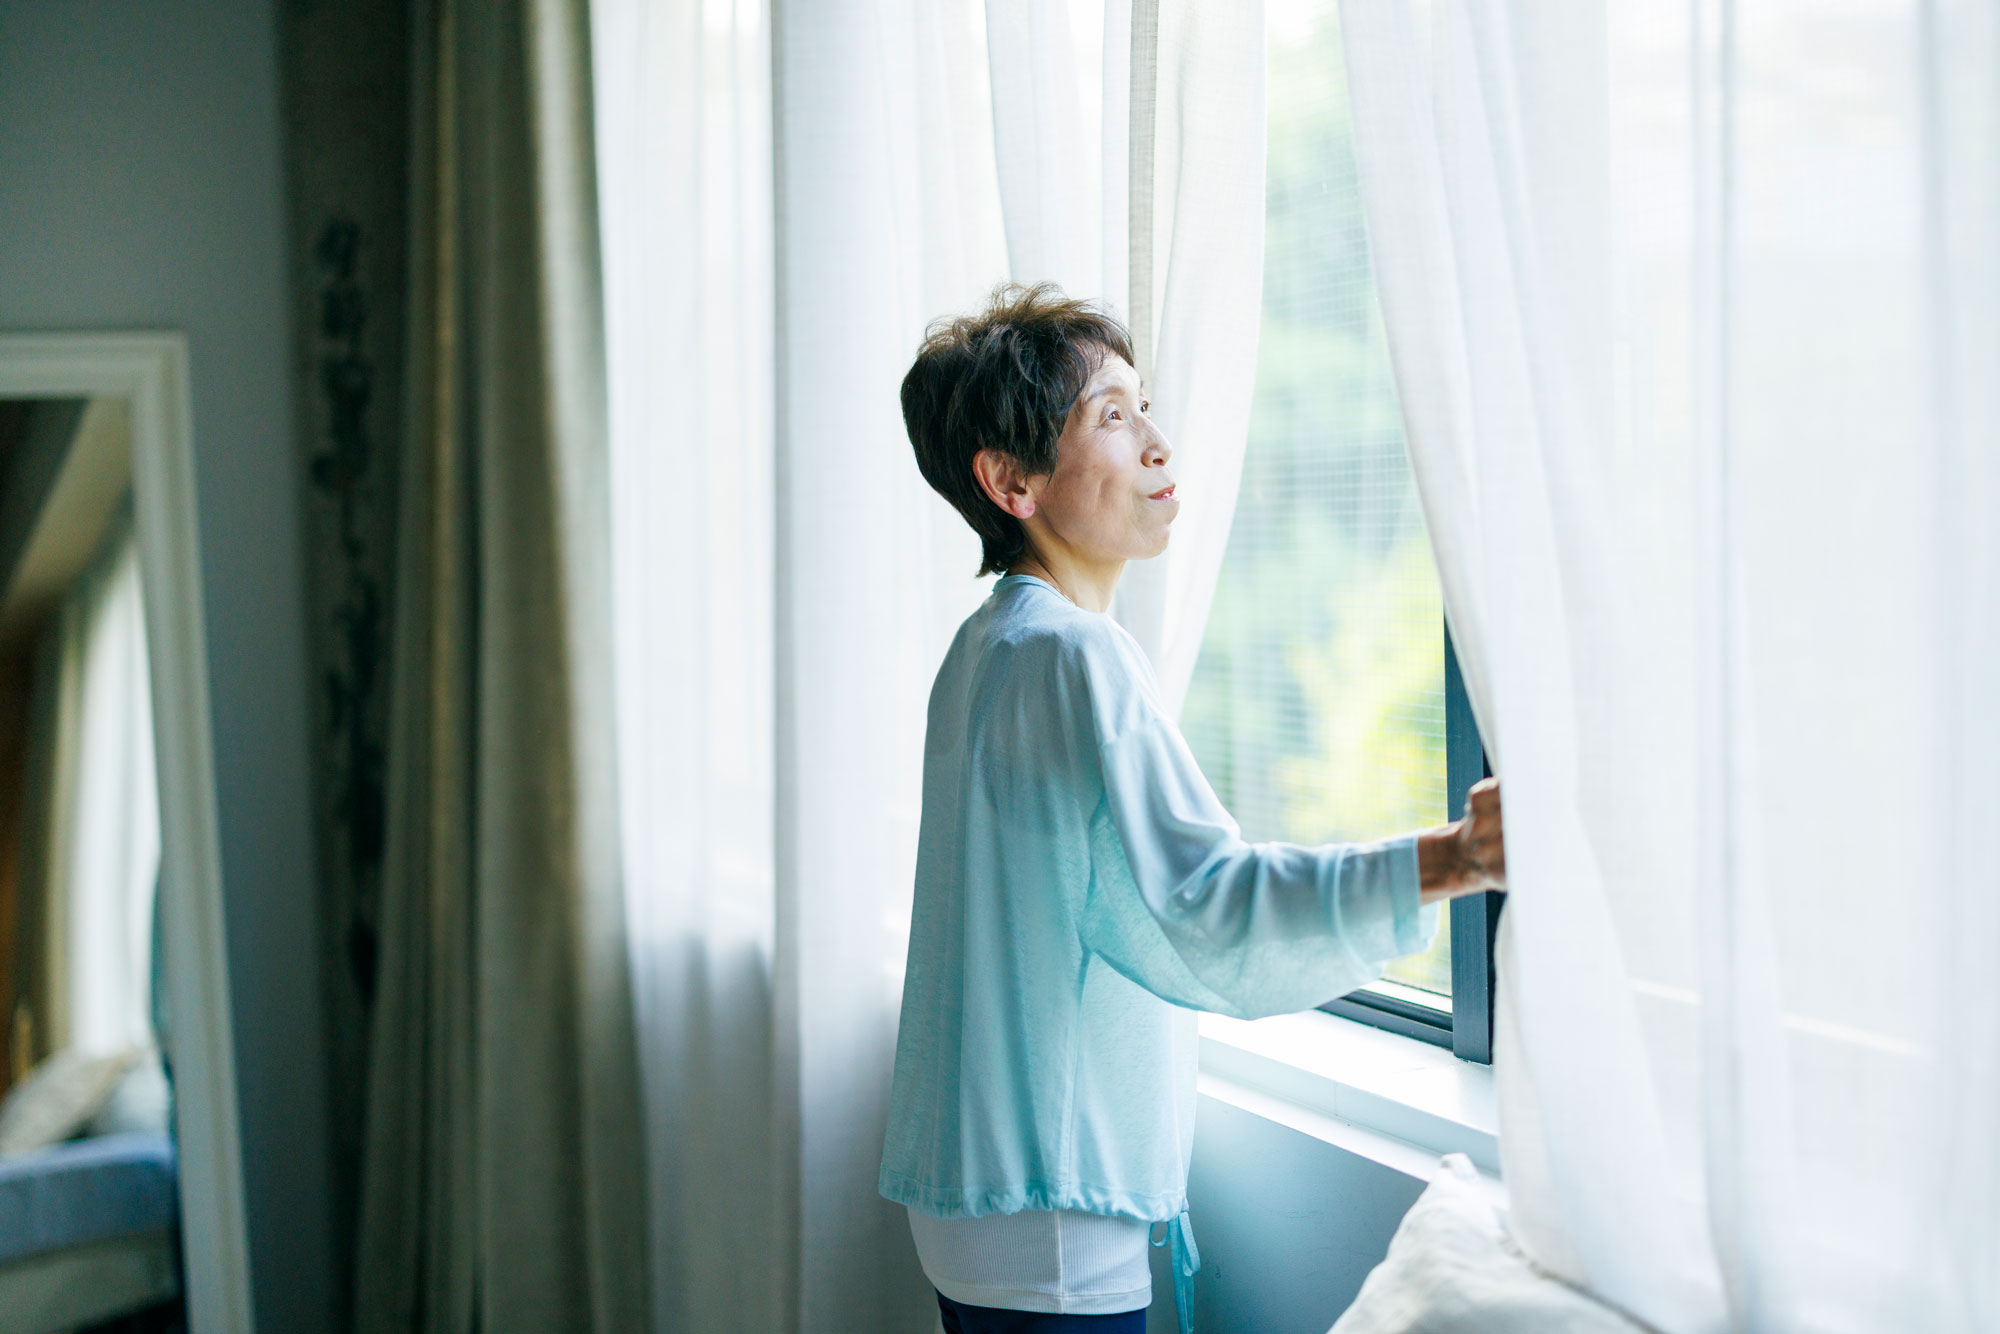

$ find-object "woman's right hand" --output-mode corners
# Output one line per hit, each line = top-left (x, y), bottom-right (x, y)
(1417, 777), (1505, 904)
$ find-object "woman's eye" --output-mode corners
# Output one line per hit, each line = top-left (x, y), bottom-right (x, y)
(1140, 401), (1150, 414)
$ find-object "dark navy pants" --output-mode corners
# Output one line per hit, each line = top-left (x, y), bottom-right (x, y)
(935, 1291), (1147, 1332)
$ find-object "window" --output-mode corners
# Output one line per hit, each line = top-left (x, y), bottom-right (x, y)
(1180, 0), (1498, 1062)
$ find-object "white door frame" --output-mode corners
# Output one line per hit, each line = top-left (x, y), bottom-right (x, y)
(0, 332), (254, 1333)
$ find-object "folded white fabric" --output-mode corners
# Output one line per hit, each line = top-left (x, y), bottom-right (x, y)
(1329, 1154), (1654, 1334)
(0, 1046), (144, 1156)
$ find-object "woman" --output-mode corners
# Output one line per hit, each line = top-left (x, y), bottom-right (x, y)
(880, 284), (1505, 1334)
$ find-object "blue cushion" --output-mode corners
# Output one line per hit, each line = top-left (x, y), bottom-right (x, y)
(0, 1132), (178, 1265)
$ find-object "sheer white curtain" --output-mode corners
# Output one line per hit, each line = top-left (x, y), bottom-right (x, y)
(36, 522), (160, 1058)
(598, 1), (1274, 1328)
(594, 1), (782, 1329)
(1342, 0), (2000, 1329)
(986, 0), (1268, 718)
(596, 1), (1004, 1329)
(773, 4), (1017, 1328)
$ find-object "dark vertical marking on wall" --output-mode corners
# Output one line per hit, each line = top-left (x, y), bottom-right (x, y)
(278, 3), (412, 1325)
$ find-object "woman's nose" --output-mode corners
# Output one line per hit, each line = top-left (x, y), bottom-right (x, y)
(1143, 422), (1173, 465)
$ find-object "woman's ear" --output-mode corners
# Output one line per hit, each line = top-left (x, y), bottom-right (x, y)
(973, 448), (1038, 520)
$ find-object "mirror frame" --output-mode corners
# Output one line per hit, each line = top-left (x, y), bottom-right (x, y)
(0, 332), (254, 1332)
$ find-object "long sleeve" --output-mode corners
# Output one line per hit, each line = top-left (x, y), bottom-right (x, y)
(1067, 617), (1433, 1020)
(882, 576), (1435, 1227)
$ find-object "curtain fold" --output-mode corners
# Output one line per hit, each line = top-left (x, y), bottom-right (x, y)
(1111, 0), (1268, 718)
(596, 0), (1007, 1329)
(1337, 5), (1708, 1322)
(353, 0), (648, 1330)
(1344, 0), (2000, 1329)
(12, 516), (160, 1066)
(596, 2), (1273, 1326)
(52, 522), (159, 1061)
(985, 0), (1118, 303)
(772, 4), (1009, 1326)
(592, 0), (782, 1329)
(1924, 7), (2000, 1322)
(985, 0), (1269, 720)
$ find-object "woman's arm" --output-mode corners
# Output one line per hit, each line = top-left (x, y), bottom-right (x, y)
(1065, 621), (1475, 1019)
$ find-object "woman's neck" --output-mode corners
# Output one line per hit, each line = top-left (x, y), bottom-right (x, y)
(1010, 551), (1122, 612)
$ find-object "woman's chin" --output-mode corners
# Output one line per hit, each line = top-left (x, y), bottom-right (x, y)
(1109, 518), (1174, 562)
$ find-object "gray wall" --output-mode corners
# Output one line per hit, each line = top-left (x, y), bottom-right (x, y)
(1144, 1096), (1424, 1334)
(0, 2), (335, 1330)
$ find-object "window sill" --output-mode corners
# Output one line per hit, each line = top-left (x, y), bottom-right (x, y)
(1196, 1008), (1504, 1205)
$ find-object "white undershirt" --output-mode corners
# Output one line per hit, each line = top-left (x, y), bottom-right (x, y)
(907, 1206), (1154, 1315)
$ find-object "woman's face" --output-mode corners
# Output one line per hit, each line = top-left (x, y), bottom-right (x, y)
(1030, 352), (1177, 564)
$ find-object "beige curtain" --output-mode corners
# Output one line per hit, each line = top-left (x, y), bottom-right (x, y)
(351, 0), (648, 1331)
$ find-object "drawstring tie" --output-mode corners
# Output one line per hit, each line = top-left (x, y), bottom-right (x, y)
(1150, 1209), (1200, 1334)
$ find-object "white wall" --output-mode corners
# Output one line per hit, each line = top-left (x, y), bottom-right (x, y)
(0, 2), (335, 1330)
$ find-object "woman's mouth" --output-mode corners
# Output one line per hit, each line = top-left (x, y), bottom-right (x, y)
(1149, 485), (1177, 502)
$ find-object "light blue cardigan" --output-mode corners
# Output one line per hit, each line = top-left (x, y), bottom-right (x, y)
(879, 574), (1429, 1330)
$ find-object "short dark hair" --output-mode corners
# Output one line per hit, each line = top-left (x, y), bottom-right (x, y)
(901, 282), (1136, 576)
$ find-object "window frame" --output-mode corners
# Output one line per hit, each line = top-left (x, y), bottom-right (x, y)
(1317, 628), (1501, 1063)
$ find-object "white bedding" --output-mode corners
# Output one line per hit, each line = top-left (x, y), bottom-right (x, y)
(1330, 1155), (1654, 1334)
